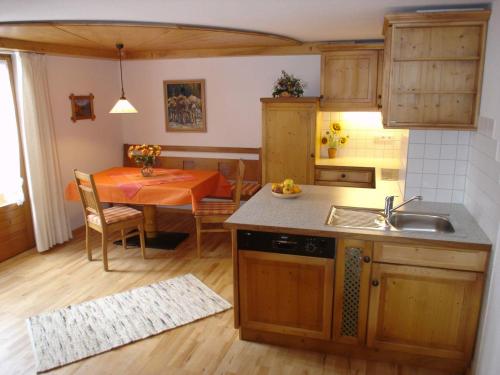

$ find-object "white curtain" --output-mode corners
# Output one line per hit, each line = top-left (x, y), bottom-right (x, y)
(18, 52), (72, 252)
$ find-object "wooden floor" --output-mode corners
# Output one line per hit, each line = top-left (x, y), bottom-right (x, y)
(0, 211), (451, 375)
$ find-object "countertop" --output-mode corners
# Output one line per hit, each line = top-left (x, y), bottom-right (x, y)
(225, 184), (491, 249)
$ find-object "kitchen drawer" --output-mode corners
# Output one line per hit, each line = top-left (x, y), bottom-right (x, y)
(373, 242), (488, 272)
(315, 166), (375, 189)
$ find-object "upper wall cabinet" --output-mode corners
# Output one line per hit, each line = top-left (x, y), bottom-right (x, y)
(320, 45), (384, 111)
(381, 11), (490, 130)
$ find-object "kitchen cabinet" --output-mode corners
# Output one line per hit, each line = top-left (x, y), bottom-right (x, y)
(261, 98), (318, 184)
(333, 239), (373, 345)
(381, 11), (490, 129)
(315, 166), (375, 189)
(238, 249), (334, 339)
(367, 262), (483, 361)
(320, 46), (383, 111)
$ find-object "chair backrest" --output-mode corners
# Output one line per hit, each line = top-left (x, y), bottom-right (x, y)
(73, 169), (105, 227)
(233, 160), (246, 206)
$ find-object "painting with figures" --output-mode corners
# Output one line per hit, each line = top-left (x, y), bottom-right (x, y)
(164, 80), (206, 132)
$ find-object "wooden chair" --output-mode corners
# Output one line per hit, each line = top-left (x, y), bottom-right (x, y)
(73, 169), (146, 271)
(194, 160), (245, 258)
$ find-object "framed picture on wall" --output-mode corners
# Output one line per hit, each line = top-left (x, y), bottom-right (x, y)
(163, 79), (206, 132)
(69, 93), (95, 122)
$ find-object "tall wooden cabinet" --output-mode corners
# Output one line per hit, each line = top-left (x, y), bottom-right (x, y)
(320, 46), (384, 111)
(382, 11), (490, 129)
(261, 98), (318, 184)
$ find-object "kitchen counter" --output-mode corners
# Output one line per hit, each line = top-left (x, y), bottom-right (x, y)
(225, 184), (491, 249)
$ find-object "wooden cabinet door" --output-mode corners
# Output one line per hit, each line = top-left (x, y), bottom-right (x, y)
(261, 100), (317, 184)
(333, 239), (373, 345)
(239, 250), (334, 339)
(382, 12), (489, 129)
(320, 50), (379, 111)
(367, 263), (483, 361)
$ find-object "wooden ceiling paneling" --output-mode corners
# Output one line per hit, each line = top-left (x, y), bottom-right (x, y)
(0, 22), (307, 59)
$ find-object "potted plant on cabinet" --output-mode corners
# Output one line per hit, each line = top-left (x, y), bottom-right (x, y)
(272, 70), (306, 98)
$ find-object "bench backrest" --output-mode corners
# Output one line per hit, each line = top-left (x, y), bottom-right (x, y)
(123, 144), (262, 183)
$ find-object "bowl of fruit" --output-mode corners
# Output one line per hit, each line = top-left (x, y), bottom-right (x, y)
(271, 179), (302, 199)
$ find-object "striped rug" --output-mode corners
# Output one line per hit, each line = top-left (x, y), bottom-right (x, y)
(27, 274), (231, 373)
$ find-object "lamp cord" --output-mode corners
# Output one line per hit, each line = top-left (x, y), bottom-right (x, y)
(119, 47), (125, 98)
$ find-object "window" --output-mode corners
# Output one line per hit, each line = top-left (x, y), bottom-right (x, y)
(0, 56), (24, 206)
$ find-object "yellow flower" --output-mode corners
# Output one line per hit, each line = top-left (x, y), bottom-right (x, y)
(331, 123), (341, 131)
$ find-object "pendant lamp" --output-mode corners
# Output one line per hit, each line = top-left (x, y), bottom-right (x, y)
(110, 43), (137, 113)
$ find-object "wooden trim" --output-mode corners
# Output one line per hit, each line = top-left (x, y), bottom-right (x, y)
(240, 327), (469, 373)
(383, 10), (491, 32)
(231, 228), (240, 328)
(126, 43), (322, 60)
(317, 43), (384, 52)
(260, 97), (319, 103)
(158, 145), (261, 154)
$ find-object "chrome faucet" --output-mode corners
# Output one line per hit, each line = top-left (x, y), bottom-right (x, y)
(384, 195), (423, 218)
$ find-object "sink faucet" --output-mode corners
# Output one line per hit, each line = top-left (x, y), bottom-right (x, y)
(384, 195), (423, 218)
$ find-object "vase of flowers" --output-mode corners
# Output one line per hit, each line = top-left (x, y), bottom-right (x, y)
(272, 70), (306, 98)
(321, 123), (349, 159)
(128, 144), (162, 177)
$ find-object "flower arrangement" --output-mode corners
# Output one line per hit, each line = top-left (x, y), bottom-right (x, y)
(272, 70), (306, 98)
(321, 123), (349, 158)
(128, 144), (162, 176)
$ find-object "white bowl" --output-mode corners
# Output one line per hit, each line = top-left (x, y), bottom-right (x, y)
(272, 191), (302, 199)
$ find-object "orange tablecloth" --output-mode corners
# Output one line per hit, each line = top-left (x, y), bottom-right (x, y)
(65, 167), (232, 209)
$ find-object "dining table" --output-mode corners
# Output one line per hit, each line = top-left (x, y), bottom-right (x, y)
(65, 167), (232, 249)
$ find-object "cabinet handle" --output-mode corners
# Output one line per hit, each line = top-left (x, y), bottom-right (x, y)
(310, 153), (315, 158)
(372, 280), (379, 287)
(320, 95), (324, 100)
(341, 173), (346, 178)
(363, 255), (371, 263)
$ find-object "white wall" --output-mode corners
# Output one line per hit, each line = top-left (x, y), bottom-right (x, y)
(468, 2), (500, 374)
(46, 56), (122, 229)
(120, 56), (320, 147)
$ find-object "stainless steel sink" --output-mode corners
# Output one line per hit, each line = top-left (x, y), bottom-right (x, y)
(388, 212), (455, 233)
(326, 206), (455, 234)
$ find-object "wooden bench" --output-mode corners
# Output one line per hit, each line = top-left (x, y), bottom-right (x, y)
(123, 144), (262, 201)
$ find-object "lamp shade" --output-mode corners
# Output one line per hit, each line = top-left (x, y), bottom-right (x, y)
(109, 97), (138, 114)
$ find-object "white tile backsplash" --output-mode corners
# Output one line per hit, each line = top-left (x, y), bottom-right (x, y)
(464, 116), (500, 243)
(422, 173), (438, 188)
(424, 144), (441, 159)
(405, 129), (473, 203)
(439, 159), (456, 174)
(423, 159), (439, 173)
(438, 174), (454, 189)
(319, 112), (406, 160)
(425, 130), (442, 144)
